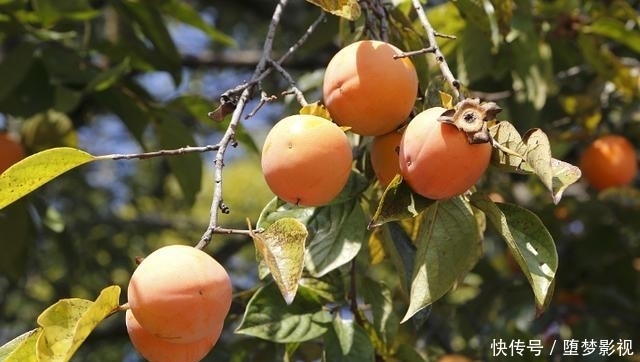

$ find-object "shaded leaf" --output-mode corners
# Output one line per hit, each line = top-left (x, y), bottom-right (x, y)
(0, 147), (95, 210)
(36, 286), (121, 362)
(323, 309), (375, 362)
(160, 0), (235, 46)
(470, 194), (557, 313)
(1, 328), (41, 362)
(156, 116), (202, 206)
(585, 17), (640, 54)
(360, 278), (399, 348)
(380, 222), (416, 295)
(251, 218), (308, 305)
(236, 282), (332, 343)
(257, 197), (315, 230)
(306, 0), (361, 21)
(0, 201), (31, 280)
(305, 200), (366, 277)
(403, 197), (482, 322)
(0, 42), (36, 101)
(299, 272), (345, 304)
(86, 58), (131, 92)
(369, 175), (433, 228)
(21, 110), (78, 153)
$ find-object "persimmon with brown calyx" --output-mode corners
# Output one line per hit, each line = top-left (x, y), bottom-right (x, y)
(398, 107), (492, 200)
(126, 309), (221, 362)
(322, 40), (418, 136)
(127, 245), (232, 344)
(579, 134), (637, 191)
(0, 132), (25, 174)
(370, 130), (403, 188)
(261, 114), (352, 206)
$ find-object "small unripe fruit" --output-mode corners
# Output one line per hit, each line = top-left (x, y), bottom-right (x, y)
(127, 245), (232, 343)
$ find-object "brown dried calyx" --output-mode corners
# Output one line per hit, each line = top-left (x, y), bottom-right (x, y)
(438, 98), (502, 144)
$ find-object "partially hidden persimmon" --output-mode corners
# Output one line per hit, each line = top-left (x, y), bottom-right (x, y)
(579, 134), (637, 191)
(322, 40), (418, 136)
(127, 245), (232, 344)
(126, 309), (221, 362)
(398, 107), (492, 200)
(370, 130), (403, 188)
(261, 114), (352, 206)
(0, 132), (25, 174)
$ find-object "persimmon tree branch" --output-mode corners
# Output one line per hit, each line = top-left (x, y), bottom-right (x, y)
(96, 145), (220, 161)
(409, 0), (463, 101)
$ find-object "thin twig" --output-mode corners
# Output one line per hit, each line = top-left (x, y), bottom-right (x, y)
(95, 145), (220, 161)
(411, 0), (463, 101)
(268, 59), (308, 106)
(196, 0), (289, 249)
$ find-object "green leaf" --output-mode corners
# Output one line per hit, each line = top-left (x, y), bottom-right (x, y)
(360, 278), (399, 348)
(92, 88), (149, 145)
(305, 200), (366, 277)
(393, 344), (427, 362)
(369, 175), (433, 228)
(585, 17), (640, 54)
(305, 0), (361, 21)
(323, 310), (375, 362)
(32, 0), (98, 25)
(0, 328), (41, 362)
(36, 286), (121, 362)
(251, 218), (308, 305)
(470, 194), (557, 313)
(236, 282), (332, 343)
(21, 110), (78, 152)
(257, 197), (315, 230)
(521, 129), (553, 190)
(0, 201), (31, 280)
(0, 42), (36, 101)
(299, 272), (345, 304)
(379, 222), (416, 295)
(160, 0), (235, 46)
(86, 58), (131, 92)
(0, 147), (95, 210)
(156, 116), (202, 206)
(0, 60), (55, 117)
(402, 197), (483, 323)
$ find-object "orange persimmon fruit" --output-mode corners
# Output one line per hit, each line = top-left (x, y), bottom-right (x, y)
(579, 134), (637, 191)
(370, 130), (403, 188)
(0, 132), (25, 174)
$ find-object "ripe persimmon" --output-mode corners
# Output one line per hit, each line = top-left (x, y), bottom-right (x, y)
(370, 130), (403, 188)
(127, 245), (232, 344)
(261, 114), (352, 206)
(322, 40), (418, 136)
(126, 309), (220, 362)
(0, 132), (25, 174)
(398, 107), (492, 199)
(579, 134), (637, 191)
(436, 354), (473, 362)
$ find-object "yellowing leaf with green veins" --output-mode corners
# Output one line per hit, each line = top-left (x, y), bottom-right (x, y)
(0, 147), (95, 210)
(36, 286), (121, 362)
(305, 0), (360, 20)
(251, 218), (308, 305)
(1, 328), (41, 362)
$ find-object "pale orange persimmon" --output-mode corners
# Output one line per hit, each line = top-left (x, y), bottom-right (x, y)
(398, 107), (492, 199)
(126, 309), (221, 362)
(579, 134), (637, 191)
(322, 40), (418, 136)
(436, 354), (473, 362)
(370, 130), (403, 188)
(261, 114), (352, 206)
(127, 245), (232, 344)
(0, 132), (25, 174)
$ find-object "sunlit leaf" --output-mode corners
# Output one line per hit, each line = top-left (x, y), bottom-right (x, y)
(0, 328), (41, 362)
(0, 147), (95, 210)
(299, 272), (344, 304)
(323, 309), (375, 361)
(522, 129), (553, 189)
(367, 229), (386, 265)
(257, 197), (315, 230)
(305, 200), (366, 277)
(36, 286), (121, 362)
(438, 91), (454, 109)
(251, 218), (308, 305)
(369, 175), (433, 228)
(305, 0), (360, 21)
(236, 282), (332, 343)
(585, 17), (640, 54)
(299, 101), (332, 120)
(471, 195), (557, 314)
(550, 158), (581, 204)
(403, 197), (482, 322)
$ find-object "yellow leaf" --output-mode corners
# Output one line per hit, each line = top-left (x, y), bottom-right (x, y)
(2, 328), (41, 362)
(368, 229), (386, 265)
(36, 286), (121, 362)
(251, 218), (308, 305)
(305, 0), (361, 21)
(299, 101), (332, 120)
(439, 91), (454, 109)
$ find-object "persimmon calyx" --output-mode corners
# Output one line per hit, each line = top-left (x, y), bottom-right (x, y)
(438, 98), (502, 144)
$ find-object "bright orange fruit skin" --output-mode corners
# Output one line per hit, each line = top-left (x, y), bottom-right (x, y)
(398, 107), (492, 199)
(322, 40), (418, 136)
(579, 134), (637, 191)
(126, 309), (221, 362)
(370, 130), (403, 188)
(0, 133), (25, 174)
(127, 245), (232, 344)
(261, 114), (352, 206)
